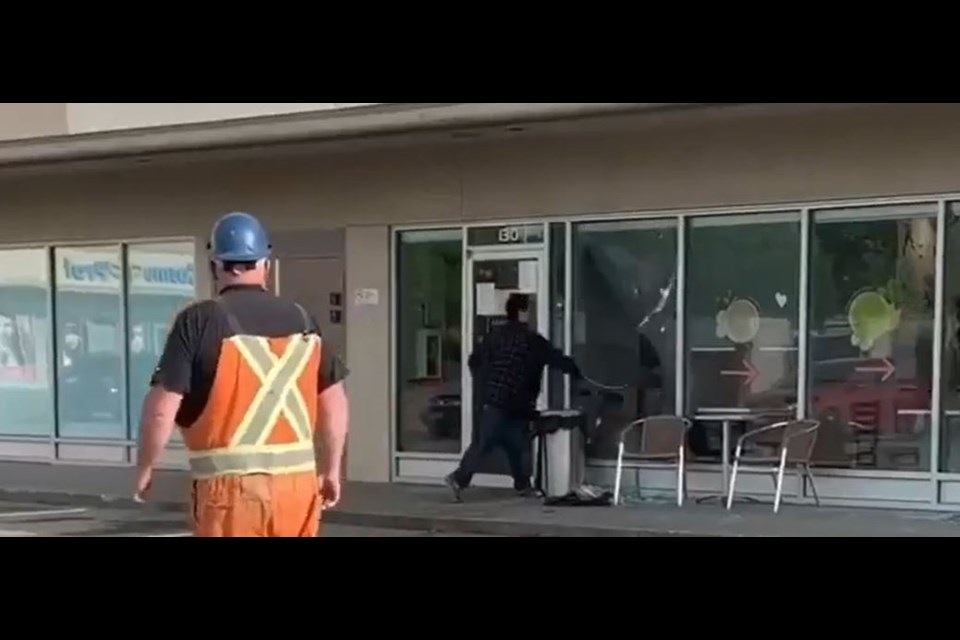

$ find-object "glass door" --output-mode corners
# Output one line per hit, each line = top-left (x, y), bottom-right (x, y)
(464, 250), (548, 479)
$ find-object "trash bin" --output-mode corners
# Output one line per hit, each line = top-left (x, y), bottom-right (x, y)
(532, 409), (587, 499)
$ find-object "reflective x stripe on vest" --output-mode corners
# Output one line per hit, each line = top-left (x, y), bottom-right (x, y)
(189, 333), (319, 479)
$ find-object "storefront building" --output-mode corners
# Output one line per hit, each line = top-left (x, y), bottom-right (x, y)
(6, 102), (960, 510)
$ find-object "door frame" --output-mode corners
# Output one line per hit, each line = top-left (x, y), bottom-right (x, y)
(462, 246), (550, 458)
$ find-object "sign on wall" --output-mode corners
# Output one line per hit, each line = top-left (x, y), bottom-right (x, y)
(354, 288), (380, 306)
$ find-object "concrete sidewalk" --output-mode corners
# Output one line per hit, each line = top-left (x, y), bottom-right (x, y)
(1, 461), (959, 536)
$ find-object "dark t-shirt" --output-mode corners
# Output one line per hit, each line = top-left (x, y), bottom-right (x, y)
(150, 284), (349, 429)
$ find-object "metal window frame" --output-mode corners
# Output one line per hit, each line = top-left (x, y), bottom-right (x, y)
(389, 226), (468, 466)
(120, 244), (132, 450)
(563, 222), (573, 408)
(797, 209), (811, 420)
(545, 221), (567, 408)
(676, 216), (687, 416)
(933, 200), (948, 497)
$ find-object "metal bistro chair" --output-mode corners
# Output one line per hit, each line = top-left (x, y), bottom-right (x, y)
(614, 416), (691, 507)
(726, 419), (821, 514)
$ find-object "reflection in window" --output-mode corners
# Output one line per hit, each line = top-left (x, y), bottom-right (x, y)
(572, 220), (677, 459)
(685, 213), (801, 458)
(127, 242), (196, 441)
(55, 246), (125, 439)
(396, 230), (463, 454)
(0, 249), (54, 437)
(809, 204), (936, 472)
(940, 203), (960, 472)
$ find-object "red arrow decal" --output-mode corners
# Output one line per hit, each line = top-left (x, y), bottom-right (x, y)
(856, 358), (895, 382)
(721, 360), (759, 387)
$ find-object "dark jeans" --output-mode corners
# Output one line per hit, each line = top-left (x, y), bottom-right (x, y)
(452, 405), (532, 491)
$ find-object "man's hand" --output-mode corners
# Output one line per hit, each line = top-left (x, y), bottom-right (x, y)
(318, 473), (341, 510)
(315, 381), (348, 508)
(135, 385), (183, 504)
(134, 466), (153, 503)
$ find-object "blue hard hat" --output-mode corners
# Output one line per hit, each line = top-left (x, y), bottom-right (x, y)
(208, 212), (272, 262)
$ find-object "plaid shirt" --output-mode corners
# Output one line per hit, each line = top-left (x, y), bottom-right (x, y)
(468, 321), (580, 418)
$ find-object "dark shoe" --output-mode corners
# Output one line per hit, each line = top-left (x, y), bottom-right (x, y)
(444, 474), (463, 503)
(515, 486), (540, 498)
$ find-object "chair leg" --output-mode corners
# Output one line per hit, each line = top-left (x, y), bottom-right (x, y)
(613, 442), (625, 507)
(773, 448), (788, 514)
(804, 463), (821, 507)
(726, 444), (743, 510)
(677, 445), (685, 507)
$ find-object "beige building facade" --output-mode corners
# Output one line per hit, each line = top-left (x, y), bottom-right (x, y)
(3, 102), (960, 510)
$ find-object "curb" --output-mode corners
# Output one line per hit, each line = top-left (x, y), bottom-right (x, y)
(0, 487), (719, 537)
(320, 510), (721, 537)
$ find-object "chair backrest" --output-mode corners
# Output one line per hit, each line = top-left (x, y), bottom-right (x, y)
(638, 415), (690, 455)
(781, 419), (821, 462)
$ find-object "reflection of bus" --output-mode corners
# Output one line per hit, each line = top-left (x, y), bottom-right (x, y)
(55, 290), (195, 429)
(809, 356), (929, 434)
(56, 290), (124, 428)
(0, 313), (34, 379)
(809, 323), (932, 437)
(0, 284), (53, 436)
(0, 288), (46, 381)
(127, 292), (193, 414)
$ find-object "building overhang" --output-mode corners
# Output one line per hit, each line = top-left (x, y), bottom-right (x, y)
(0, 103), (722, 168)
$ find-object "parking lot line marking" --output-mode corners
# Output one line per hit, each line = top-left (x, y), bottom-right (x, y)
(0, 508), (87, 519)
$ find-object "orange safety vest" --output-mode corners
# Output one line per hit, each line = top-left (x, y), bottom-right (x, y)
(182, 302), (322, 480)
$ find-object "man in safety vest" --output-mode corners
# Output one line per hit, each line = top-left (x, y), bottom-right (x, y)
(133, 211), (350, 537)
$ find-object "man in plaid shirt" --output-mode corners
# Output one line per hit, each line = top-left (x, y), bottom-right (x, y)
(446, 294), (581, 501)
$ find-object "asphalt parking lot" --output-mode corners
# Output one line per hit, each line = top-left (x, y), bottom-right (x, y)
(0, 499), (488, 537)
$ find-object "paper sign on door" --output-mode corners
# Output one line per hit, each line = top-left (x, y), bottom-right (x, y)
(476, 283), (498, 316)
(518, 262), (538, 293)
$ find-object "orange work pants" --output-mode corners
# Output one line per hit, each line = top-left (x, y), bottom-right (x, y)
(190, 471), (321, 537)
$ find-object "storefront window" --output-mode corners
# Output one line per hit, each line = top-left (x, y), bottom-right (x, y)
(396, 229), (463, 454)
(572, 219), (678, 459)
(809, 203), (936, 471)
(54, 245), (125, 440)
(685, 212), (801, 425)
(940, 203), (960, 473)
(126, 242), (196, 440)
(0, 249), (54, 437)
(684, 213), (801, 462)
